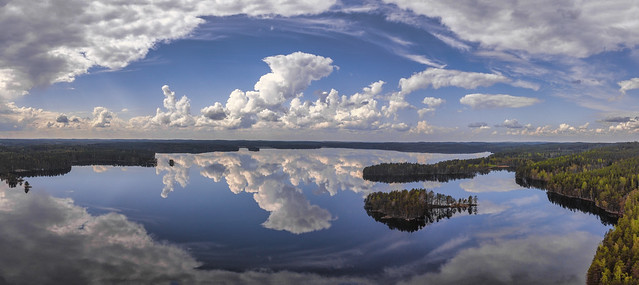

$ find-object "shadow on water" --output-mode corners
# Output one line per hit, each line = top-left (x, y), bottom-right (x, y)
(545, 191), (618, 226)
(365, 206), (477, 232)
(517, 176), (619, 226)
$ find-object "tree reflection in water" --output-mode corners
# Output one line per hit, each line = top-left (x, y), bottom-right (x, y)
(366, 205), (478, 232)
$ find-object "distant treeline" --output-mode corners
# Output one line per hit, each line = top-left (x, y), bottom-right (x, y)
(0, 139), (607, 154)
(363, 143), (596, 182)
(0, 143), (159, 190)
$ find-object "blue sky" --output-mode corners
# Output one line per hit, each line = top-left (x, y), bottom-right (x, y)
(1, 0), (639, 141)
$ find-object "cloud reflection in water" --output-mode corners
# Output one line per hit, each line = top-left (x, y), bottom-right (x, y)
(155, 149), (482, 234)
(0, 184), (371, 284)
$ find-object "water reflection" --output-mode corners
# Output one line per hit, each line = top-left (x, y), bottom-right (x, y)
(0, 184), (372, 284)
(459, 172), (522, 193)
(2, 149), (612, 284)
(398, 232), (601, 285)
(155, 149), (484, 234)
(366, 206), (477, 232)
(546, 191), (618, 225)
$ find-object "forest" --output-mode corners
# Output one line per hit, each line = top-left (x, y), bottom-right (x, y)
(363, 142), (601, 183)
(365, 142), (639, 283)
(364, 142), (639, 216)
(0, 142), (157, 191)
(364, 189), (477, 232)
(588, 190), (639, 284)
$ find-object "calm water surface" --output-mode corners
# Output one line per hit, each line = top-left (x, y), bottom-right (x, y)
(1, 149), (611, 284)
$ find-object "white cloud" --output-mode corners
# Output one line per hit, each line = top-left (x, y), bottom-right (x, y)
(283, 83), (385, 130)
(410, 120), (435, 134)
(422, 97), (445, 107)
(417, 97), (445, 116)
(460, 94), (540, 109)
(0, 102), (53, 130)
(150, 85), (195, 128)
(432, 33), (471, 51)
(619, 78), (639, 94)
(200, 102), (226, 120)
(385, 0), (639, 58)
(496, 119), (525, 129)
(198, 52), (336, 129)
(511, 80), (541, 91)
(609, 117), (639, 133)
(0, 0), (337, 98)
(498, 121), (602, 137)
(91, 107), (115, 128)
(382, 91), (412, 118)
(398, 68), (511, 95)
(400, 54), (447, 68)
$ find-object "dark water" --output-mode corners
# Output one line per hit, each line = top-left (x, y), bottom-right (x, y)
(1, 149), (610, 284)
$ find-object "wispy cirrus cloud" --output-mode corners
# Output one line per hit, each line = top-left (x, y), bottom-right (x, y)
(619, 78), (639, 95)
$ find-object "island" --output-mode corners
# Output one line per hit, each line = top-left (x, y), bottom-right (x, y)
(364, 189), (477, 232)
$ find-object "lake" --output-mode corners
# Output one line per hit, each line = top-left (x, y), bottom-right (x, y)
(0, 148), (611, 284)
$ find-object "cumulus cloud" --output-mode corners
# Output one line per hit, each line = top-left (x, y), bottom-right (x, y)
(0, 101), (87, 131)
(282, 81), (384, 130)
(609, 117), (639, 133)
(417, 97), (445, 116)
(382, 91), (413, 118)
(150, 85), (195, 127)
(0, 0), (337, 98)
(198, 52), (336, 129)
(496, 119), (525, 129)
(200, 102), (226, 121)
(385, 0), (639, 58)
(619, 78), (639, 94)
(499, 121), (599, 137)
(55, 114), (69, 124)
(422, 97), (445, 107)
(0, 101), (92, 131)
(410, 121), (435, 134)
(460, 94), (541, 109)
(91, 107), (115, 128)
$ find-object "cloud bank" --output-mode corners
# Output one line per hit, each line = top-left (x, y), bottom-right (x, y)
(0, 0), (337, 98)
(385, 0), (639, 58)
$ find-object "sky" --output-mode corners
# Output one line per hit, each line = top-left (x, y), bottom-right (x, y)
(1, 0), (639, 142)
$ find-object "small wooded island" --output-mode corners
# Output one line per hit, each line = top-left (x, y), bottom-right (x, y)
(364, 189), (477, 232)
